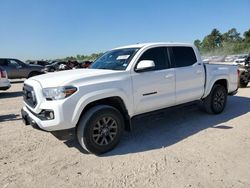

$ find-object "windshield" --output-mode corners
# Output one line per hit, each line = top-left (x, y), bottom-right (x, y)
(90, 48), (139, 70)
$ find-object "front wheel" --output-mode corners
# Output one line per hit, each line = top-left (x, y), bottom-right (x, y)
(77, 105), (124, 155)
(203, 84), (227, 114)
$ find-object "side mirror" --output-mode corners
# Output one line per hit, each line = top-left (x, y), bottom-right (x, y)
(17, 65), (22, 69)
(135, 60), (155, 72)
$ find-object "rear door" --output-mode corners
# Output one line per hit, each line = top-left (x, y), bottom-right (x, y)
(170, 46), (205, 104)
(132, 47), (176, 115)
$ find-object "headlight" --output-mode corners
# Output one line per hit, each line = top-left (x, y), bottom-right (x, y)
(43, 86), (77, 100)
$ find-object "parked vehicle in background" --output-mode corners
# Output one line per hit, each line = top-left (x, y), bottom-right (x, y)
(202, 55), (225, 63)
(224, 55), (237, 62)
(0, 58), (44, 79)
(21, 42), (238, 155)
(28, 60), (49, 67)
(234, 54), (248, 65)
(44, 61), (67, 72)
(0, 66), (11, 90)
(238, 66), (249, 87)
(77, 61), (93, 68)
(238, 55), (250, 88)
(56, 60), (80, 71)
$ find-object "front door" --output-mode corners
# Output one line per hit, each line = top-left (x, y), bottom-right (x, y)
(131, 47), (176, 115)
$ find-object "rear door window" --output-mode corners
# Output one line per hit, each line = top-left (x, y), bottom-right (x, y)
(172, 47), (197, 67)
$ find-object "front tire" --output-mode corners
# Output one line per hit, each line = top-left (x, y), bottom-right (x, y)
(77, 105), (124, 155)
(203, 84), (227, 114)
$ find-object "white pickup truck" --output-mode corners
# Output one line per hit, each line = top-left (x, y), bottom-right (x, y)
(21, 43), (238, 154)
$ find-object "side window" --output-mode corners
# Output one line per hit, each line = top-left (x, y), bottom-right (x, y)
(172, 47), (197, 67)
(0, 59), (8, 66)
(8, 60), (21, 68)
(138, 47), (169, 71)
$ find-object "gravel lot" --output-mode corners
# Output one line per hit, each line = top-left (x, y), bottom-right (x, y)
(0, 81), (250, 188)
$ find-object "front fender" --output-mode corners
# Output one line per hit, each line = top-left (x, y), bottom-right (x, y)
(71, 88), (132, 125)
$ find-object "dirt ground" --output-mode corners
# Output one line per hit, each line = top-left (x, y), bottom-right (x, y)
(0, 81), (250, 188)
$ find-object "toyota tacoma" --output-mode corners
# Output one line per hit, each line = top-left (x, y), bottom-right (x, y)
(21, 43), (238, 154)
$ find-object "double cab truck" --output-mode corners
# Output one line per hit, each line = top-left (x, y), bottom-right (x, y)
(21, 43), (238, 155)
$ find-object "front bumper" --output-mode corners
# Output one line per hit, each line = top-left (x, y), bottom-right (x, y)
(21, 107), (43, 130)
(0, 85), (11, 90)
(21, 105), (74, 131)
(0, 80), (11, 90)
(22, 79), (80, 132)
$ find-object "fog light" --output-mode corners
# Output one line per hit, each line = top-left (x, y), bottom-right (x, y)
(40, 110), (54, 120)
(49, 111), (54, 119)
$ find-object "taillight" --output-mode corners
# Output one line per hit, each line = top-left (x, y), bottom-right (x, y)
(0, 70), (7, 78)
(237, 69), (240, 77)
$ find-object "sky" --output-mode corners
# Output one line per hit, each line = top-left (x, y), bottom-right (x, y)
(0, 0), (249, 60)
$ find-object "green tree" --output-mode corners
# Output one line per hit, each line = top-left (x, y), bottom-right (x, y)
(200, 28), (223, 52)
(223, 28), (242, 42)
(194, 39), (202, 50)
(194, 28), (250, 55)
(244, 29), (250, 42)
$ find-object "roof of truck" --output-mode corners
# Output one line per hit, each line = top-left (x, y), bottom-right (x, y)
(113, 42), (193, 50)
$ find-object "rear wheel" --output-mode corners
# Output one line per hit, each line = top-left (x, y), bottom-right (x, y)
(77, 105), (124, 155)
(203, 84), (227, 114)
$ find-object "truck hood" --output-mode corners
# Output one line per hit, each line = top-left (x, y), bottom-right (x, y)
(30, 69), (120, 88)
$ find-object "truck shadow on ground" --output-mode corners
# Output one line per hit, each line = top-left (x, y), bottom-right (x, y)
(62, 95), (250, 156)
(0, 114), (22, 122)
(0, 91), (23, 99)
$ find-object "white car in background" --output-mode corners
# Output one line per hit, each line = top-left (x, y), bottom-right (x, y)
(225, 55), (237, 62)
(234, 54), (248, 65)
(0, 67), (11, 91)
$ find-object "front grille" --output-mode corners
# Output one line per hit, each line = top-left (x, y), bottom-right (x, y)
(23, 84), (37, 108)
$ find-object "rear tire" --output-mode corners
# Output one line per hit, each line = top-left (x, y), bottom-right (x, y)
(203, 84), (227, 114)
(77, 105), (124, 155)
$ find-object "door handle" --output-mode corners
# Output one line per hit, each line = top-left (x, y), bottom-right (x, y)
(165, 74), (174, 79)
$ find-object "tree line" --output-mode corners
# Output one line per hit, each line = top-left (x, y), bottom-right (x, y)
(194, 28), (250, 55)
(62, 28), (250, 61)
(63, 52), (104, 61)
